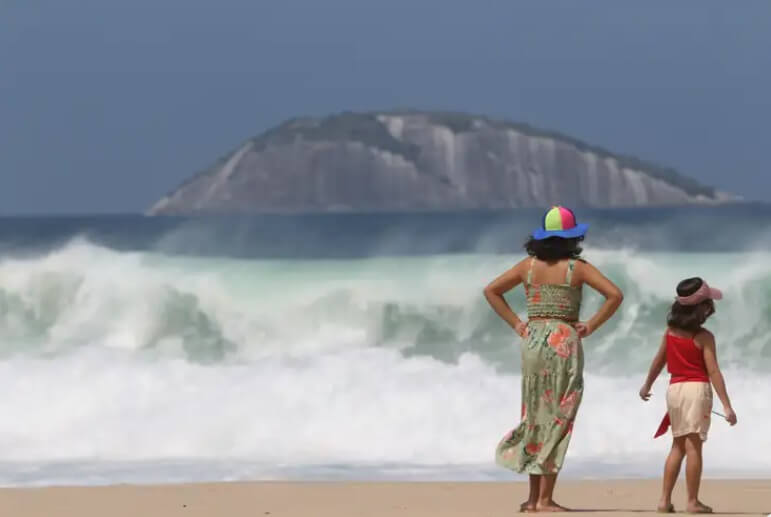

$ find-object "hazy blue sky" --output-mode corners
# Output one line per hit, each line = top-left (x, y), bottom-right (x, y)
(1, 1), (770, 213)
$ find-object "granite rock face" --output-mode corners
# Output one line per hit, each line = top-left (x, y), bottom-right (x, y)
(148, 111), (738, 214)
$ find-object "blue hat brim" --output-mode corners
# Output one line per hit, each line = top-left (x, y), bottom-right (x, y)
(532, 223), (589, 241)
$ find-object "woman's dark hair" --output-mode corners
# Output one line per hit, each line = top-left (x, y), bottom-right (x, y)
(524, 236), (583, 262)
(667, 277), (715, 332)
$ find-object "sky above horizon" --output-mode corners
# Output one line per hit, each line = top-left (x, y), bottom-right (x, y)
(1, 0), (770, 214)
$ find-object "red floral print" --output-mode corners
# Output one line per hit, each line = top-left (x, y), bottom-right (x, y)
(525, 442), (543, 455)
(547, 324), (574, 358)
(559, 391), (579, 417)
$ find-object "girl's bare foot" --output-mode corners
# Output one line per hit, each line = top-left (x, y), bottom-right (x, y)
(687, 501), (713, 514)
(537, 499), (570, 512)
(520, 501), (537, 513)
(657, 503), (675, 513)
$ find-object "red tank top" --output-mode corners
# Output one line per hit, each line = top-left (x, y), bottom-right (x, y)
(666, 331), (709, 384)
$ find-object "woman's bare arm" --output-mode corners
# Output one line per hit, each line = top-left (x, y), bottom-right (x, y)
(699, 330), (738, 425)
(577, 261), (624, 336)
(640, 334), (667, 401)
(483, 259), (528, 336)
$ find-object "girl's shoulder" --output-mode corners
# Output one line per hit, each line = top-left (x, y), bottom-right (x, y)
(666, 326), (712, 340)
(693, 328), (715, 348)
(695, 327), (714, 338)
(666, 326), (692, 339)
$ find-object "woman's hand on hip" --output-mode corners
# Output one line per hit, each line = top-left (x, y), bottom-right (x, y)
(574, 321), (592, 338)
(515, 321), (529, 338)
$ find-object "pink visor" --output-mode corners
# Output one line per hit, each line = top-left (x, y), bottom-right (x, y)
(675, 281), (723, 306)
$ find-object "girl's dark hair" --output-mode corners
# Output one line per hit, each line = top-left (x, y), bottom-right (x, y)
(524, 236), (583, 262)
(667, 277), (715, 333)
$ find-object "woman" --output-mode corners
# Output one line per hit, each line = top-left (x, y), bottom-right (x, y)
(483, 206), (623, 512)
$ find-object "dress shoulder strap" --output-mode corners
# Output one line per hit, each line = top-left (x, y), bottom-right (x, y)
(565, 258), (577, 286)
(527, 257), (536, 286)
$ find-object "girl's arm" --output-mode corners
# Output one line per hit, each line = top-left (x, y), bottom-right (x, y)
(639, 334), (667, 401)
(698, 330), (738, 426)
(483, 259), (528, 337)
(575, 261), (624, 337)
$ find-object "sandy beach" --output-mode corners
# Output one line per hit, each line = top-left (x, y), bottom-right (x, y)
(0, 480), (768, 517)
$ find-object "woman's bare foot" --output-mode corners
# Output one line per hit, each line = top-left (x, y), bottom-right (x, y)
(520, 501), (537, 513)
(537, 499), (570, 512)
(687, 501), (713, 514)
(656, 503), (675, 513)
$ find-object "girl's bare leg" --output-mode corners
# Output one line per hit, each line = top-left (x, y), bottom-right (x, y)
(685, 434), (712, 513)
(659, 437), (685, 512)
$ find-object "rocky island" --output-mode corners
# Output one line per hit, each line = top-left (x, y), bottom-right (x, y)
(148, 111), (737, 214)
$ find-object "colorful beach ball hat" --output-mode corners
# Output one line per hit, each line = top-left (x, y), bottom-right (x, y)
(532, 206), (589, 240)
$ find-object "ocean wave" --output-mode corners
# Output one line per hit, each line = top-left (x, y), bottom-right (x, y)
(0, 240), (768, 482)
(0, 240), (768, 370)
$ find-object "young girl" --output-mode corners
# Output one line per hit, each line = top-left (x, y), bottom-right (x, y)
(639, 277), (737, 514)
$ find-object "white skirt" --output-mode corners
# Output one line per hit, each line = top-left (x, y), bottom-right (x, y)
(666, 382), (713, 441)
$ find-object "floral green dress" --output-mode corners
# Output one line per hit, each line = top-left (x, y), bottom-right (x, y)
(495, 258), (584, 475)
